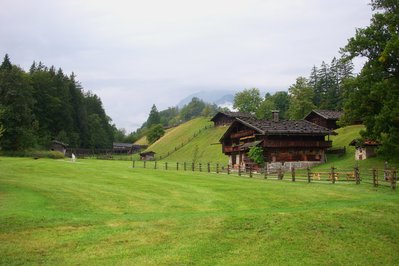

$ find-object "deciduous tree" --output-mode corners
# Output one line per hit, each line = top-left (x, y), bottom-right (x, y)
(341, 0), (399, 157)
(233, 88), (262, 114)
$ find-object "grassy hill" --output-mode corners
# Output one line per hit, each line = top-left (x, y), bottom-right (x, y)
(141, 116), (228, 163)
(1, 157), (398, 264)
(165, 125), (228, 164)
(141, 117), (218, 158)
(134, 135), (148, 145)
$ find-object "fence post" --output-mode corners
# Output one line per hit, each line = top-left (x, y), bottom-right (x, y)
(249, 165), (252, 178)
(199, 163), (202, 172)
(207, 163), (210, 173)
(227, 164), (230, 175)
(176, 162), (179, 171)
(264, 164), (267, 179)
(391, 169), (397, 190)
(132, 160), (135, 168)
(192, 162), (195, 171)
(278, 167), (284, 180)
(165, 162), (168, 170)
(331, 166), (336, 184)
(144, 160), (146, 168)
(155, 161), (157, 169)
(372, 168), (378, 187)
(291, 166), (295, 182)
(355, 166), (360, 184)
(307, 167), (311, 183)
(384, 161), (388, 181)
(216, 163), (219, 174)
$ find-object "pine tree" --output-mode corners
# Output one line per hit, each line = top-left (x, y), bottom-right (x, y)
(147, 104), (161, 127)
(0, 55), (36, 150)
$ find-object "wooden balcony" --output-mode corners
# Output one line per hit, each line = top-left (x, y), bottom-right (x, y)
(230, 130), (255, 139)
(263, 140), (332, 148)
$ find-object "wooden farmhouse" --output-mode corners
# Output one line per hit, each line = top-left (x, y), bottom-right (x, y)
(140, 151), (156, 161)
(220, 113), (333, 170)
(211, 111), (254, 127)
(349, 139), (380, 160)
(304, 110), (344, 130)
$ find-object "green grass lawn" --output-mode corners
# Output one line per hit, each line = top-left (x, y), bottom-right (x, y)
(1, 157), (398, 265)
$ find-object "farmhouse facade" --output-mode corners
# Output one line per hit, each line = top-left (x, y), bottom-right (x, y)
(304, 110), (344, 130)
(211, 111), (254, 127)
(220, 116), (333, 170)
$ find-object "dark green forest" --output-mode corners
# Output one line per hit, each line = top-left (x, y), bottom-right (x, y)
(0, 56), (114, 151)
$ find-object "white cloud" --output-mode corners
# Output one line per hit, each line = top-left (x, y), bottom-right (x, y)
(0, 0), (372, 131)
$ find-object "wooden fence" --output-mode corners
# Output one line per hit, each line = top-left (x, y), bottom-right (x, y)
(132, 160), (397, 190)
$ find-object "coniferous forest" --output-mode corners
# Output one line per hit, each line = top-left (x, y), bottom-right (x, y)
(0, 55), (114, 151)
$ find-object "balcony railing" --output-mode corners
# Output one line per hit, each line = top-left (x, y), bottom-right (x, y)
(223, 140), (332, 153)
(263, 140), (332, 148)
(223, 146), (241, 153)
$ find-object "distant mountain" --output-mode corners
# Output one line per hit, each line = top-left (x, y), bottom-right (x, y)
(177, 90), (235, 109)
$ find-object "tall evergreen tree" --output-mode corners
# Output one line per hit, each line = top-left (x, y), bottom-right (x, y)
(0, 55), (36, 150)
(146, 104), (161, 127)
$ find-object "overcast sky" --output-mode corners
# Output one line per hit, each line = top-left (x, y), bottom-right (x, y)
(0, 0), (372, 132)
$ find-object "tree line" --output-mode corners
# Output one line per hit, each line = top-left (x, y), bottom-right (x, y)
(0, 55), (114, 151)
(233, 56), (354, 121)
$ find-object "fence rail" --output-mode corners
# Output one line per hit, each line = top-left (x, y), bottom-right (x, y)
(132, 160), (397, 190)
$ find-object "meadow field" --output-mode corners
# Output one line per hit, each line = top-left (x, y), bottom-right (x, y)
(1, 157), (398, 265)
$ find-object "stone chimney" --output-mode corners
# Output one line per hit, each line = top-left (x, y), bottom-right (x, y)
(271, 110), (280, 122)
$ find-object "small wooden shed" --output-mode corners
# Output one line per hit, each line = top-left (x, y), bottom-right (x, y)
(349, 139), (380, 160)
(50, 140), (68, 155)
(140, 151), (156, 161)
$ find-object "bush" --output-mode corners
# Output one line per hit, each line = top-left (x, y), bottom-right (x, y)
(147, 124), (165, 144)
(0, 150), (65, 159)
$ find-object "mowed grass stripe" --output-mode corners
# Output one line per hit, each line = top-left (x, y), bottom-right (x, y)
(0, 157), (398, 265)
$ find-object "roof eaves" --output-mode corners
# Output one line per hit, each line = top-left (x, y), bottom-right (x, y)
(235, 117), (265, 134)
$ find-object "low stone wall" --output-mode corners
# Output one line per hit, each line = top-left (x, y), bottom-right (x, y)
(267, 161), (322, 172)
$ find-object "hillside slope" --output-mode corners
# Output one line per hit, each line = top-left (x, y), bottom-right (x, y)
(140, 117), (228, 164)
(134, 135), (148, 145)
(144, 117), (212, 156)
(165, 125), (228, 164)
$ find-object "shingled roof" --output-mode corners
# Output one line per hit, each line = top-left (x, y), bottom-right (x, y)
(210, 111), (254, 121)
(235, 117), (333, 135)
(308, 110), (344, 120)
